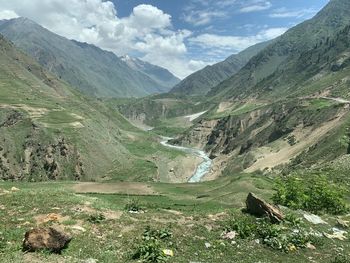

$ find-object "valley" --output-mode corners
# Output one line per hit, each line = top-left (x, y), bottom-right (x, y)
(1, 0), (350, 262)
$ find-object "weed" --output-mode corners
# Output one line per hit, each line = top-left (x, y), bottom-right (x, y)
(133, 239), (168, 263)
(143, 226), (173, 241)
(87, 213), (105, 224)
(133, 226), (173, 262)
(223, 215), (258, 239)
(125, 198), (142, 212)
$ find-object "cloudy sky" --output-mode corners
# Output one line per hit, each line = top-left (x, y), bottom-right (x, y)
(0, 0), (329, 79)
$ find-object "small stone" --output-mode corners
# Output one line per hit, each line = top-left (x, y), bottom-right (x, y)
(337, 219), (349, 229)
(84, 259), (98, 263)
(323, 228), (348, 241)
(11, 187), (20, 192)
(306, 243), (316, 250)
(303, 214), (327, 225)
(221, 231), (236, 240)
(70, 225), (86, 232)
(162, 249), (174, 257)
(205, 242), (211, 248)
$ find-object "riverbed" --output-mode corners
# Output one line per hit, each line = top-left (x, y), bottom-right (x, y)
(160, 137), (212, 183)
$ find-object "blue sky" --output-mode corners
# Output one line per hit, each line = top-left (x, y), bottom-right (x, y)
(114, 0), (329, 62)
(0, 0), (330, 78)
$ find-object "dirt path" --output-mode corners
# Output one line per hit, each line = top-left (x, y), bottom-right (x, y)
(72, 182), (158, 195)
(321, 97), (350, 104)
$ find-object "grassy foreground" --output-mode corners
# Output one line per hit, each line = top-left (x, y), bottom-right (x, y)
(0, 175), (349, 263)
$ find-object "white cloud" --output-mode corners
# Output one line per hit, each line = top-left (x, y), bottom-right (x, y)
(183, 10), (226, 26)
(269, 7), (318, 19)
(0, 0), (199, 78)
(0, 10), (19, 20)
(189, 27), (287, 56)
(240, 1), (272, 13)
(182, 0), (237, 26)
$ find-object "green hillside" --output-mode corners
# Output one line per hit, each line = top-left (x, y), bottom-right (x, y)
(170, 41), (271, 96)
(0, 34), (183, 182)
(209, 0), (350, 101)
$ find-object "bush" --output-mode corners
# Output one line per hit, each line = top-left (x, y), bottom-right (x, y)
(125, 198), (142, 212)
(133, 240), (167, 263)
(273, 176), (348, 215)
(133, 226), (173, 263)
(223, 214), (320, 252)
(223, 215), (257, 239)
(143, 226), (172, 241)
(87, 213), (105, 224)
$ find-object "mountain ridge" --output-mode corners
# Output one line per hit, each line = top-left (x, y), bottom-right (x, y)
(0, 17), (179, 98)
(170, 40), (272, 96)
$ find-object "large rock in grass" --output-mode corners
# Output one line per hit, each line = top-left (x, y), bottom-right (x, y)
(23, 227), (72, 253)
(246, 193), (284, 223)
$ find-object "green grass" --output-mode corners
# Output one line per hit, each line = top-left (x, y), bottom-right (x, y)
(307, 98), (335, 110)
(38, 111), (80, 124)
(0, 178), (349, 263)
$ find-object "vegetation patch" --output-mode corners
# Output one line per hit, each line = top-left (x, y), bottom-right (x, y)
(132, 226), (173, 262)
(273, 176), (348, 215)
(222, 212), (322, 253)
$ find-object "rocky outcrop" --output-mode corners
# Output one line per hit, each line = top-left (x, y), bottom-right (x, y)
(173, 100), (345, 173)
(23, 227), (72, 253)
(0, 109), (84, 181)
(246, 193), (284, 223)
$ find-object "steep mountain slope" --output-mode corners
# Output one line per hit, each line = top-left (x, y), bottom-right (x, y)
(170, 41), (271, 96)
(121, 55), (180, 90)
(0, 34), (181, 182)
(0, 17), (178, 98)
(209, 0), (350, 101)
(168, 0), (350, 177)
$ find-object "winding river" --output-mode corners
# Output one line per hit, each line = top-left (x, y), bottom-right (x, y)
(160, 137), (212, 183)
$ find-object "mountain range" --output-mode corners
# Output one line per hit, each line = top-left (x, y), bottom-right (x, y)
(0, 17), (180, 98)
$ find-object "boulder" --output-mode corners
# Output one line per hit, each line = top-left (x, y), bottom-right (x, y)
(23, 227), (72, 253)
(245, 192), (284, 223)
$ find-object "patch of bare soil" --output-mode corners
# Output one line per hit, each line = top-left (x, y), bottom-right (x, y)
(217, 101), (234, 113)
(157, 154), (202, 183)
(34, 213), (70, 225)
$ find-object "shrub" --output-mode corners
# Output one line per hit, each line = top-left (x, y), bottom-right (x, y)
(133, 240), (167, 263)
(223, 214), (320, 253)
(87, 213), (105, 224)
(273, 176), (348, 215)
(223, 215), (258, 239)
(125, 198), (142, 212)
(143, 226), (172, 241)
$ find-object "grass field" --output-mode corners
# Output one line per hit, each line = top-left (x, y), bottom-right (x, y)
(1, 174), (349, 263)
